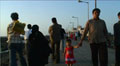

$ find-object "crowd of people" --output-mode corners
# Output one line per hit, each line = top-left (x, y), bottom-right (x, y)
(6, 8), (120, 66)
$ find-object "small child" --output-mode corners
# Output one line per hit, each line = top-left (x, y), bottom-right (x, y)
(64, 39), (79, 66)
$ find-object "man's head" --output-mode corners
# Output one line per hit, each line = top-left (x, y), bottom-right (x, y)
(52, 17), (57, 24)
(118, 12), (120, 20)
(92, 8), (101, 19)
(11, 12), (19, 20)
(27, 24), (32, 29)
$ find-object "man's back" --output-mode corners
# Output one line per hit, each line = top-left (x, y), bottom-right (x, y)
(7, 21), (23, 43)
(49, 24), (61, 42)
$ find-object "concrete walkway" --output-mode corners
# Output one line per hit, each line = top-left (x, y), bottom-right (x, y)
(46, 39), (115, 66)
(1, 39), (115, 66)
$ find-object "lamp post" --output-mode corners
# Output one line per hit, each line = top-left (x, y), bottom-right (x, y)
(72, 16), (79, 28)
(70, 22), (74, 29)
(78, 0), (89, 20)
(95, 0), (97, 8)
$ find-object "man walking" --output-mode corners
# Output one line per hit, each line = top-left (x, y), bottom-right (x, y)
(24, 24), (32, 43)
(78, 8), (110, 66)
(24, 24), (32, 65)
(7, 12), (27, 66)
(49, 17), (61, 64)
(24, 24), (32, 52)
(114, 12), (120, 66)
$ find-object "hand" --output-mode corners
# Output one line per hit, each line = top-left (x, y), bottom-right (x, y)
(76, 45), (79, 48)
(78, 41), (82, 47)
(74, 45), (79, 48)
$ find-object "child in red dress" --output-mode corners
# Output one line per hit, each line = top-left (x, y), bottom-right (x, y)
(64, 39), (79, 66)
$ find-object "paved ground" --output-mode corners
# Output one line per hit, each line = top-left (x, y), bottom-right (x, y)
(1, 39), (115, 66)
(46, 39), (115, 66)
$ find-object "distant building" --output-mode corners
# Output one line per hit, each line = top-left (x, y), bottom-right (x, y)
(77, 26), (89, 37)
(77, 26), (84, 34)
(71, 28), (78, 33)
(66, 25), (89, 37)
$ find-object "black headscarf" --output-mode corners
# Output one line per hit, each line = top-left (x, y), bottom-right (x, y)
(32, 24), (39, 33)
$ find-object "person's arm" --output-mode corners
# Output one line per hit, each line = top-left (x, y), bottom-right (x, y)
(78, 21), (89, 46)
(6, 25), (10, 43)
(63, 29), (66, 34)
(48, 26), (52, 34)
(7, 24), (14, 43)
(103, 21), (111, 46)
(113, 24), (117, 46)
(28, 34), (33, 43)
(73, 45), (79, 48)
(64, 48), (66, 58)
(7, 25), (9, 37)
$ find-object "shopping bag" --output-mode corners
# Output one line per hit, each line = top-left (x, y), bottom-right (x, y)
(12, 21), (26, 35)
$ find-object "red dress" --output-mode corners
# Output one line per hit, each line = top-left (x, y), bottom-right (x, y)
(65, 46), (76, 64)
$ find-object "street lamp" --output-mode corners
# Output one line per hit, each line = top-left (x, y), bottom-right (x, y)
(78, 0), (89, 20)
(72, 16), (79, 28)
(79, 0), (96, 8)
(95, 0), (97, 8)
(70, 22), (74, 29)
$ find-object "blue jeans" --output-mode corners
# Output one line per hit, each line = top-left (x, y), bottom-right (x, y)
(9, 43), (27, 66)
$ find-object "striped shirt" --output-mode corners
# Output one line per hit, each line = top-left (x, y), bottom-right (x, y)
(7, 21), (23, 43)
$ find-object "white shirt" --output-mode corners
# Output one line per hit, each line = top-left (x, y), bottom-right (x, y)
(24, 29), (32, 40)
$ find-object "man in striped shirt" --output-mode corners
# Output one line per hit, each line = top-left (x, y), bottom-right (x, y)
(7, 12), (27, 66)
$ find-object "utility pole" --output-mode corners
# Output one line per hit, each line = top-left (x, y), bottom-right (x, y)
(95, 0), (97, 8)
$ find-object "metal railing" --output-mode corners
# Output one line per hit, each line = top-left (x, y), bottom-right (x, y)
(0, 50), (9, 66)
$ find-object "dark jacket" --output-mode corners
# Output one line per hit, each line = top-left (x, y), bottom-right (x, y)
(114, 21), (120, 46)
(28, 31), (52, 66)
(61, 28), (65, 39)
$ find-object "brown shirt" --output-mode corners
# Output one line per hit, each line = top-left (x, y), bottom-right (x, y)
(81, 19), (109, 43)
(49, 23), (61, 42)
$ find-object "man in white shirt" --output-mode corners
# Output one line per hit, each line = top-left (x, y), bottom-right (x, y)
(24, 24), (32, 64)
(24, 24), (32, 41)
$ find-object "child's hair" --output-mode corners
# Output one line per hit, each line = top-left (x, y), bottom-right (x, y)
(66, 39), (72, 43)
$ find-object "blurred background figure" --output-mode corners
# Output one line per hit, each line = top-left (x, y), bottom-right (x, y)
(48, 17), (61, 64)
